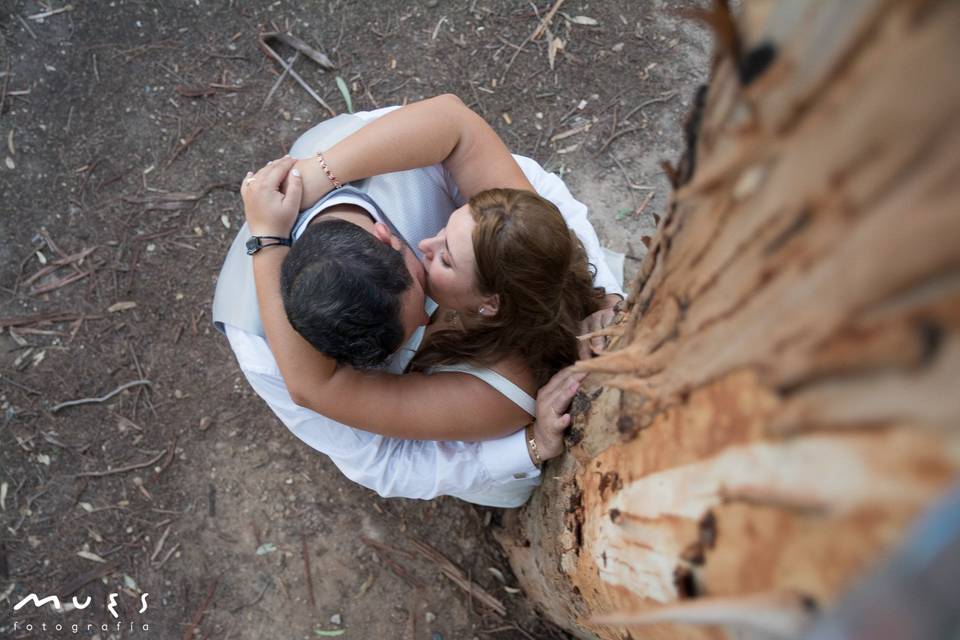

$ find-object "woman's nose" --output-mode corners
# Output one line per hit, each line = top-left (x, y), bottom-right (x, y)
(418, 237), (435, 258)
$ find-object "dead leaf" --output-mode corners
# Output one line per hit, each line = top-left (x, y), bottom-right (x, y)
(108, 301), (137, 313)
(548, 37), (565, 69)
(77, 550), (107, 563)
(570, 15), (598, 25)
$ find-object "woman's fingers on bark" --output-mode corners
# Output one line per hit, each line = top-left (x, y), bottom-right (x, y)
(551, 379), (581, 414)
(540, 370), (571, 400)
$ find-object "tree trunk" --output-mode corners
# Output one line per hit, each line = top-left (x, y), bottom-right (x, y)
(498, 1), (960, 638)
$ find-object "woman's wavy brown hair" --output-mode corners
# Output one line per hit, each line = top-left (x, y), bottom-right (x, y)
(409, 188), (605, 386)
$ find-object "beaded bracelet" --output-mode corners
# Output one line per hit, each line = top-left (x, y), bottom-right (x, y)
(315, 152), (342, 190)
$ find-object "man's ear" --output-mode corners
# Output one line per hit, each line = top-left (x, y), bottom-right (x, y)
(372, 223), (403, 251)
(371, 222), (392, 244)
(481, 294), (500, 316)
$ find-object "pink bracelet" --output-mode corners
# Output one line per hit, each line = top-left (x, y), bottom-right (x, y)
(315, 152), (342, 190)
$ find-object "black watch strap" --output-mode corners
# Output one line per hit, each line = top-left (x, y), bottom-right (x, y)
(246, 235), (292, 255)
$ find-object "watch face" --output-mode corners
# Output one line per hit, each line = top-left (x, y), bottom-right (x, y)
(245, 236), (259, 254)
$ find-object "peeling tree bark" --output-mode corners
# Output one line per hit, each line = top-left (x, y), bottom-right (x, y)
(498, 1), (960, 638)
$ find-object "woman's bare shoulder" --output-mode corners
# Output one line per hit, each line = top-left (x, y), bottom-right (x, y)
(486, 355), (537, 397)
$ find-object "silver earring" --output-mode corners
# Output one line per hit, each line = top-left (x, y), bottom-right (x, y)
(478, 306), (486, 315)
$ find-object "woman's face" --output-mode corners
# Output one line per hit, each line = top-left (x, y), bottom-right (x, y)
(418, 205), (484, 312)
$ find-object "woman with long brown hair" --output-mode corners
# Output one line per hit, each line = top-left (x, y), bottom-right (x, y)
(241, 96), (621, 505)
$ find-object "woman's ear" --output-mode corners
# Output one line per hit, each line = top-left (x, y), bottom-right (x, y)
(480, 294), (500, 316)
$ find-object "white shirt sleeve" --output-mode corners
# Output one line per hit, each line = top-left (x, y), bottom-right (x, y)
(224, 324), (540, 500)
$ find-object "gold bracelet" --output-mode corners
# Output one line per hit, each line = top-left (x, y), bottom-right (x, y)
(315, 152), (342, 190)
(525, 422), (543, 468)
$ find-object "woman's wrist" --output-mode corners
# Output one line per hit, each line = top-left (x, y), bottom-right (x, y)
(295, 157), (335, 211)
(525, 422), (544, 468)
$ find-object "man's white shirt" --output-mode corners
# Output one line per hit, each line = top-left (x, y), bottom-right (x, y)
(224, 106), (624, 506)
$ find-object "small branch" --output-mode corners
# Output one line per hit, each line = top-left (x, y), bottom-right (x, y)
(410, 539), (506, 616)
(621, 91), (678, 124)
(181, 577), (220, 640)
(258, 34), (336, 117)
(260, 31), (335, 70)
(530, 0), (566, 41)
(50, 379), (152, 413)
(262, 51), (300, 108)
(75, 448), (167, 478)
(301, 532), (316, 609)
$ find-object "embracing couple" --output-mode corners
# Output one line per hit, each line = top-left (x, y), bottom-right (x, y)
(212, 95), (623, 507)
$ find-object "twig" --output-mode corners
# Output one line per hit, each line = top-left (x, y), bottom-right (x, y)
(609, 152), (654, 191)
(50, 379), (153, 413)
(154, 542), (181, 569)
(0, 61), (10, 114)
(166, 127), (205, 168)
(621, 91), (677, 124)
(260, 31), (335, 70)
(479, 624), (537, 640)
(597, 126), (643, 155)
(27, 5), (74, 20)
(0, 373), (41, 395)
(228, 579), (271, 613)
(262, 51), (299, 108)
(633, 190), (655, 218)
(597, 93), (679, 155)
(500, 31), (534, 85)
(74, 448), (167, 478)
(530, 0), (566, 40)
(410, 539), (506, 616)
(150, 525), (172, 562)
(361, 537), (424, 589)
(0, 312), (83, 329)
(301, 532), (316, 609)
(15, 14), (37, 39)
(29, 270), (91, 295)
(258, 34), (336, 116)
(22, 247), (97, 287)
(181, 576), (220, 640)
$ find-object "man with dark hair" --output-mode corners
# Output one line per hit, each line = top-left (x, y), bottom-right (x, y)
(213, 101), (624, 506)
(281, 218), (412, 369)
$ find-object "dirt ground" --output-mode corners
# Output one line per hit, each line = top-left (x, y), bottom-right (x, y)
(0, 1), (707, 638)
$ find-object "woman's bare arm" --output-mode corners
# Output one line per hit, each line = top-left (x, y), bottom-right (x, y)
(293, 94), (534, 209)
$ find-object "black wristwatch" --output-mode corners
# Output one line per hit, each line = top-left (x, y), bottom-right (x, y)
(245, 235), (292, 255)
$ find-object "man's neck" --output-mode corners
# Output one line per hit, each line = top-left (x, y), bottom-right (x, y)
(308, 204), (375, 231)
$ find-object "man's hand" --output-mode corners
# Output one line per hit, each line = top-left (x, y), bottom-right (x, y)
(578, 293), (624, 359)
(240, 156), (303, 238)
(531, 367), (587, 463)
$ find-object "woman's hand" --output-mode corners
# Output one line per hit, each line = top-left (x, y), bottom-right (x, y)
(531, 367), (587, 463)
(578, 293), (625, 359)
(240, 156), (303, 237)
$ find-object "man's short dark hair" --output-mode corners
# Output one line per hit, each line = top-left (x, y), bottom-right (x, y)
(281, 218), (412, 369)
